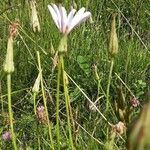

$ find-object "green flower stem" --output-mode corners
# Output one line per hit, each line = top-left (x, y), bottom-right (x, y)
(56, 54), (62, 150)
(60, 54), (74, 150)
(37, 51), (55, 150)
(33, 93), (37, 115)
(106, 58), (114, 112)
(97, 79), (100, 98)
(7, 73), (17, 150)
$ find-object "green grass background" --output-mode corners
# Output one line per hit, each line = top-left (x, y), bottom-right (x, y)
(0, 0), (150, 149)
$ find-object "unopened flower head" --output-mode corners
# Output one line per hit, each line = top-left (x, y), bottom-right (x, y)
(48, 3), (91, 35)
(30, 0), (41, 32)
(3, 22), (18, 73)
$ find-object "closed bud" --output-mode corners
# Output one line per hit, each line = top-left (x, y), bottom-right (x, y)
(32, 72), (41, 93)
(30, 0), (41, 32)
(3, 22), (18, 73)
(109, 13), (118, 57)
(3, 36), (14, 73)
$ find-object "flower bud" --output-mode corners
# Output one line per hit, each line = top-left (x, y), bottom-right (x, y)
(109, 13), (118, 57)
(32, 72), (41, 93)
(3, 36), (14, 73)
(3, 22), (18, 74)
(30, 0), (41, 32)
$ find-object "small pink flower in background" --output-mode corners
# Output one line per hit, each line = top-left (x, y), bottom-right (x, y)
(36, 105), (47, 124)
(130, 97), (140, 107)
(2, 131), (12, 141)
(37, 105), (45, 112)
(48, 3), (91, 34)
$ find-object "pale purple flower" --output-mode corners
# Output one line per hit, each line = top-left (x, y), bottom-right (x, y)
(130, 97), (140, 107)
(37, 105), (45, 112)
(48, 3), (91, 34)
(2, 131), (12, 141)
(36, 105), (46, 124)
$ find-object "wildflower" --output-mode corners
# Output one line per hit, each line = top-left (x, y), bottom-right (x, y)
(130, 97), (140, 107)
(48, 3), (91, 35)
(2, 131), (12, 141)
(112, 121), (125, 135)
(30, 0), (41, 32)
(36, 105), (47, 124)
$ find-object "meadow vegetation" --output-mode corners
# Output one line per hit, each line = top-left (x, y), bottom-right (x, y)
(0, 0), (150, 149)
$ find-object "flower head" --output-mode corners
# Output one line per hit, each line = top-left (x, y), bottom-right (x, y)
(36, 105), (47, 124)
(48, 3), (91, 34)
(130, 97), (140, 107)
(2, 131), (12, 141)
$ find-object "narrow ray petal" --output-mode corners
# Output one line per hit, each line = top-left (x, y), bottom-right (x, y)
(48, 5), (59, 29)
(51, 4), (61, 30)
(68, 11), (91, 33)
(68, 7), (85, 32)
(59, 5), (67, 33)
(66, 9), (76, 29)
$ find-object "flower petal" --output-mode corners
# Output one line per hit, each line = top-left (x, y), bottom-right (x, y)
(59, 5), (67, 33)
(68, 10), (91, 33)
(66, 8), (76, 30)
(51, 4), (61, 30)
(48, 5), (59, 29)
(68, 7), (85, 32)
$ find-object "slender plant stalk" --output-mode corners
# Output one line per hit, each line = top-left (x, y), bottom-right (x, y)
(37, 51), (55, 150)
(97, 79), (101, 98)
(7, 74), (17, 150)
(33, 93), (37, 115)
(60, 54), (74, 149)
(106, 58), (114, 112)
(56, 55), (62, 150)
(37, 125), (41, 150)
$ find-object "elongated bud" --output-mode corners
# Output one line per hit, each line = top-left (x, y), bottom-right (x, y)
(109, 13), (118, 56)
(58, 34), (67, 53)
(3, 36), (14, 73)
(30, 0), (41, 32)
(32, 72), (41, 93)
(3, 22), (18, 73)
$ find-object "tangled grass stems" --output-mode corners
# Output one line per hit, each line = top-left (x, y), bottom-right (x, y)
(56, 54), (62, 150)
(36, 51), (55, 150)
(60, 54), (74, 149)
(106, 58), (114, 112)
